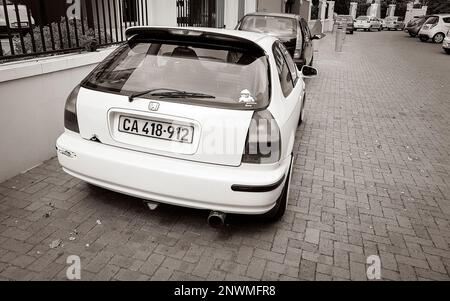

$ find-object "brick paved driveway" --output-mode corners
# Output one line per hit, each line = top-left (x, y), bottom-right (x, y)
(1, 31), (450, 281)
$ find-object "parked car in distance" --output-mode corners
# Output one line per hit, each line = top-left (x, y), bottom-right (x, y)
(380, 18), (387, 30)
(56, 26), (319, 226)
(386, 16), (405, 31)
(354, 16), (382, 31)
(443, 30), (450, 54)
(236, 12), (324, 68)
(405, 15), (430, 37)
(335, 15), (354, 34)
(418, 14), (450, 43)
(0, 0), (34, 37)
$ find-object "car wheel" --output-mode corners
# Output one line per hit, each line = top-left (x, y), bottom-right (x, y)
(433, 33), (445, 44)
(419, 36), (429, 42)
(445, 49), (450, 54)
(378, 27), (381, 31)
(350, 30), (354, 34)
(408, 32), (416, 37)
(263, 156), (293, 222)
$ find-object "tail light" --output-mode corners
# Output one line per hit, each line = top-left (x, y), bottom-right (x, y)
(242, 110), (281, 164)
(64, 85), (81, 133)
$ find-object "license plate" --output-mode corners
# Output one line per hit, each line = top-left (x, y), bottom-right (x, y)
(118, 116), (194, 144)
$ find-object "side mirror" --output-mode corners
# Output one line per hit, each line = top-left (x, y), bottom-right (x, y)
(312, 33), (326, 40)
(301, 65), (318, 78)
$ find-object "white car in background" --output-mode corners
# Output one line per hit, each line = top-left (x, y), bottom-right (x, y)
(418, 14), (450, 43)
(56, 27), (318, 227)
(443, 30), (450, 54)
(354, 16), (382, 31)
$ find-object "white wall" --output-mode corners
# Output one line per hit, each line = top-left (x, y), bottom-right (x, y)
(0, 48), (115, 183)
(256, 0), (284, 13)
(148, 0), (177, 26)
(245, 0), (257, 14)
(224, 0), (240, 29)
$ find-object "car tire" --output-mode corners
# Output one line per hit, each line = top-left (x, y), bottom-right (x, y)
(433, 33), (445, 44)
(263, 156), (293, 222)
(350, 30), (354, 34)
(378, 27), (381, 31)
(419, 36), (429, 42)
(445, 49), (450, 54)
(408, 32), (416, 37)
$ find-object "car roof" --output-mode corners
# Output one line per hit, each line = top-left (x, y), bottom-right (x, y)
(430, 14), (450, 16)
(243, 12), (299, 19)
(125, 26), (277, 52)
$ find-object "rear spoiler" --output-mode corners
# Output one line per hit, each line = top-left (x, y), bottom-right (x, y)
(124, 27), (266, 57)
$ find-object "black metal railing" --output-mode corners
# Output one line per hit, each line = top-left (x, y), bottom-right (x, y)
(0, 0), (149, 62)
(176, 0), (217, 28)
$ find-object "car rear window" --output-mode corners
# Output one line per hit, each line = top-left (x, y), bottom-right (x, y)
(337, 16), (352, 22)
(82, 39), (270, 110)
(240, 16), (297, 36)
(357, 16), (369, 21)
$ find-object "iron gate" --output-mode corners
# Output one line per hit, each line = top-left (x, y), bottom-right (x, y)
(176, 0), (218, 28)
(0, 0), (149, 62)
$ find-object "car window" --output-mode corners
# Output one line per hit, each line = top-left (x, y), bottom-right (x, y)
(272, 42), (294, 97)
(300, 19), (311, 41)
(240, 15), (297, 36)
(337, 16), (352, 22)
(297, 20), (304, 46)
(357, 16), (369, 21)
(424, 16), (439, 25)
(82, 40), (270, 110)
(443, 17), (450, 23)
(277, 41), (298, 85)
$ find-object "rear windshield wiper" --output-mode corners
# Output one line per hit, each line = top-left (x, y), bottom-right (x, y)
(129, 88), (215, 102)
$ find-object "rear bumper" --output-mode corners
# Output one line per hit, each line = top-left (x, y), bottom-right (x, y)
(443, 38), (450, 49)
(354, 24), (370, 29)
(418, 31), (432, 39)
(337, 25), (353, 32)
(56, 132), (291, 215)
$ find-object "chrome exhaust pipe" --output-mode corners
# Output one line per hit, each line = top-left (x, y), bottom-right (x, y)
(207, 211), (226, 228)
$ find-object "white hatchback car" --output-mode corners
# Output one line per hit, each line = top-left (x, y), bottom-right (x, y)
(354, 16), (382, 31)
(56, 27), (317, 226)
(418, 14), (450, 43)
